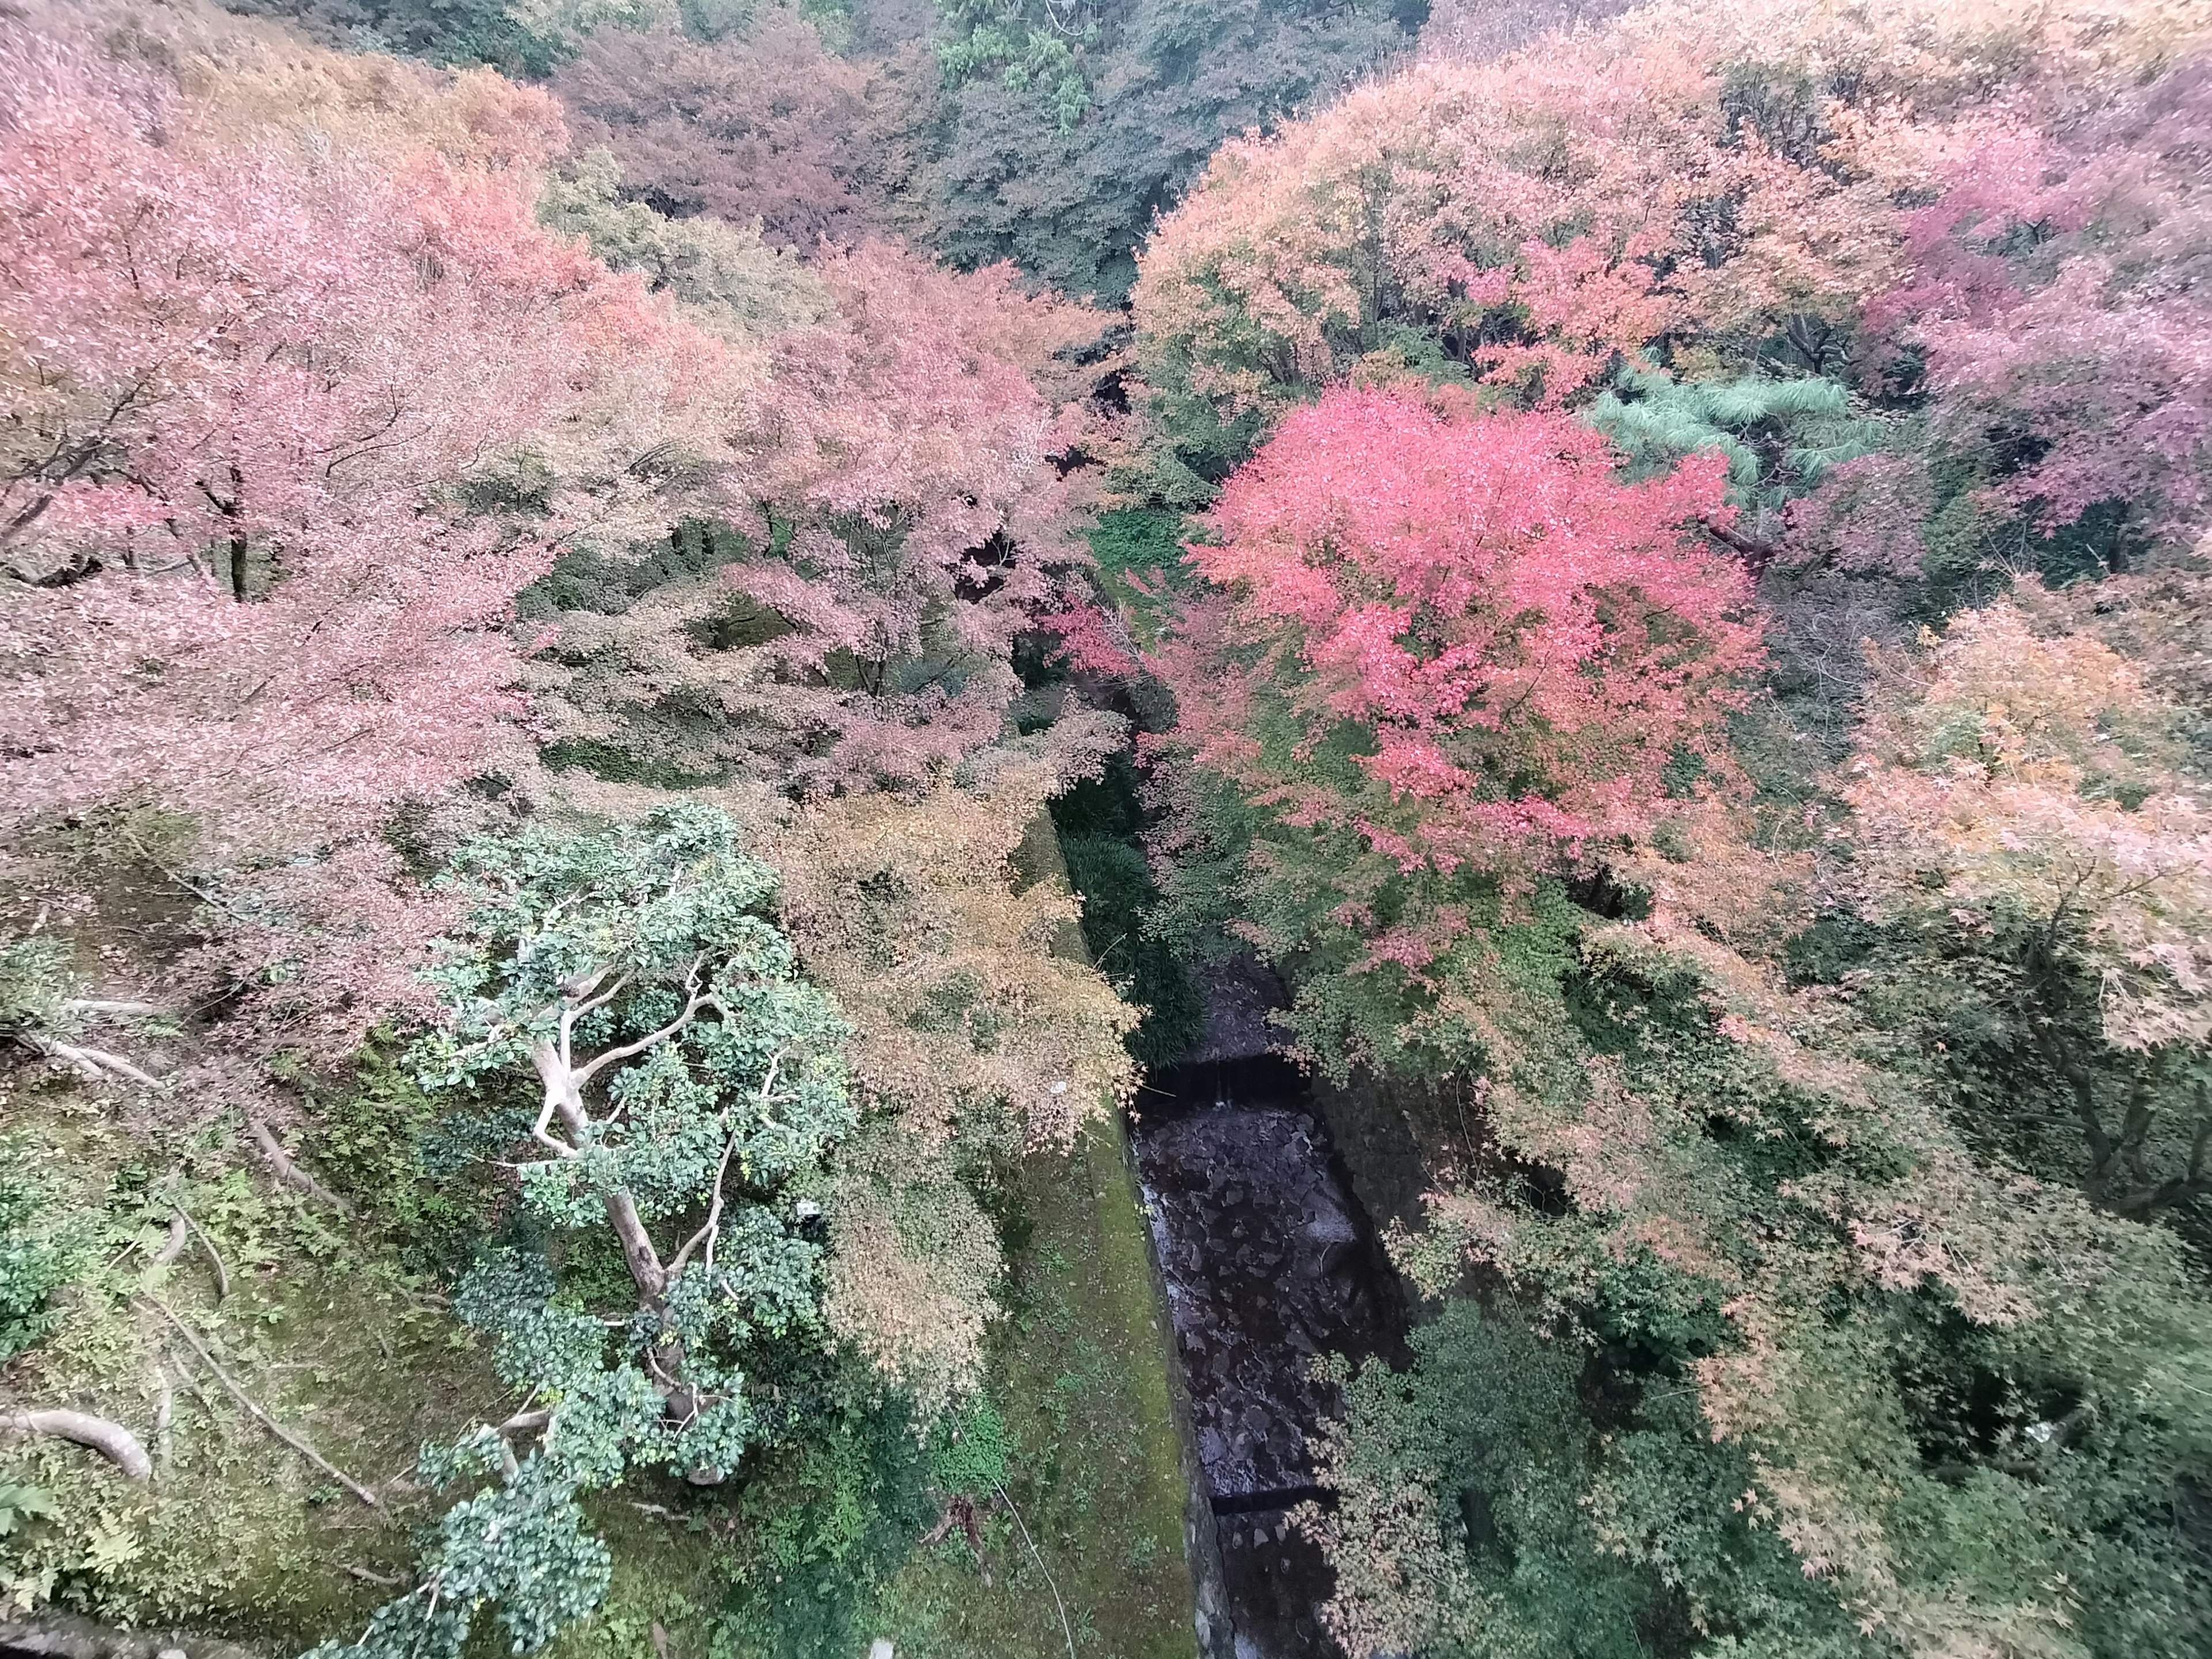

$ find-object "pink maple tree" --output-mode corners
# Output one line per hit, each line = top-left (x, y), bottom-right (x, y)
(715, 244), (1104, 793)
(1871, 62), (2212, 552)
(551, 11), (897, 252)
(1157, 386), (1763, 882)
(0, 30), (719, 1043)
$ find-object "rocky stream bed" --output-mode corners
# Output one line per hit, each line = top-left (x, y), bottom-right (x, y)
(1132, 1042), (1407, 1659)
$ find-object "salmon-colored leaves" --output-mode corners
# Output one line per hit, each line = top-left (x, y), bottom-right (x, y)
(1162, 387), (1762, 877)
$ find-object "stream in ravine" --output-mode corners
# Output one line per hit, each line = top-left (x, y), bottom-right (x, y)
(1131, 1002), (1407, 1659)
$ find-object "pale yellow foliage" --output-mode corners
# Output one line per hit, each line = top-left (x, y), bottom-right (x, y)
(770, 764), (1137, 1150)
(768, 764), (1137, 1408)
(1849, 596), (2212, 1050)
(820, 1120), (1005, 1421)
(1396, 782), (2180, 1656)
(14, 0), (572, 171)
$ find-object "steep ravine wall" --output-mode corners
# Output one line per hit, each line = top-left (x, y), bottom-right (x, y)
(1013, 813), (1228, 1659)
(1132, 947), (1415, 1659)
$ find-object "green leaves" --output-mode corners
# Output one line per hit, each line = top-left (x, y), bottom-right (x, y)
(328, 806), (859, 1659)
(418, 804), (794, 1088)
(426, 1459), (612, 1651)
(453, 1251), (609, 1396)
(1315, 1300), (1863, 1659)
(0, 1482), (55, 1540)
(934, 5), (1097, 131)
(0, 1147), (76, 1363)
(1584, 365), (1874, 512)
(541, 1369), (669, 1490)
(312, 1453), (612, 1659)
(926, 1397), (1008, 1495)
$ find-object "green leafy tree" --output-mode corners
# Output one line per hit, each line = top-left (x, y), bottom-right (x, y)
(1584, 366), (1880, 551)
(1310, 904), (2212, 1659)
(305, 1433), (613, 1659)
(315, 804), (854, 1658)
(935, 0), (1101, 131)
(215, 0), (607, 75)
(1310, 1301), (1866, 1659)
(929, 0), (1424, 300)
(416, 802), (852, 1471)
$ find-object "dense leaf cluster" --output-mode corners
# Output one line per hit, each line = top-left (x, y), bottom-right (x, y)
(926, 0), (1425, 298)
(318, 806), (854, 1656)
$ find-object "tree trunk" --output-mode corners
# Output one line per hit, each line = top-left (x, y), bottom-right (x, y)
(533, 1042), (668, 1304)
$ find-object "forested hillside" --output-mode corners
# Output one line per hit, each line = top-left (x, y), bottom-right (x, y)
(2, 1), (2210, 1657)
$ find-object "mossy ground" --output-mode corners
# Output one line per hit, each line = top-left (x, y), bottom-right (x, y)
(876, 1115), (1196, 1658)
(2, 812), (1199, 1658)
(0, 1079), (507, 1647)
(536, 1118), (1199, 1659)
(865, 810), (1199, 1657)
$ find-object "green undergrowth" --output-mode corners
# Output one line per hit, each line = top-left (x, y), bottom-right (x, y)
(1051, 751), (1205, 1071)
(1086, 510), (1194, 642)
(2, 822), (1198, 1658)
(0, 1081), (508, 1644)
(874, 1116), (1196, 1658)
(549, 1115), (1199, 1659)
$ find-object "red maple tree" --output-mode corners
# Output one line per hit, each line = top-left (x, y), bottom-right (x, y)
(1156, 387), (1764, 880)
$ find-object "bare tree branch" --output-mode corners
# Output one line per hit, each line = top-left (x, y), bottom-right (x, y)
(669, 1050), (786, 1280)
(575, 963), (711, 1086)
(138, 1296), (379, 1506)
(150, 1212), (189, 1268)
(247, 1116), (349, 1212)
(20, 1035), (161, 1090)
(153, 1369), (173, 1472)
(183, 1209), (230, 1302)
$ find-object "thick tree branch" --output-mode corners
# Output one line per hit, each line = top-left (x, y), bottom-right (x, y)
(247, 1116), (349, 1212)
(528, 1039), (588, 1160)
(555, 968), (630, 1075)
(575, 965), (711, 1086)
(2036, 1025), (2115, 1186)
(20, 1035), (161, 1090)
(1702, 517), (1777, 567)
(2, 1410), (153, 1480)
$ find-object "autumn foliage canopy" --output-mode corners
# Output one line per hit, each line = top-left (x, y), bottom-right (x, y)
(0, 32), (721, 1036)
(1167, 388), (1761, 879)
(7, 0), (2212, 1655)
